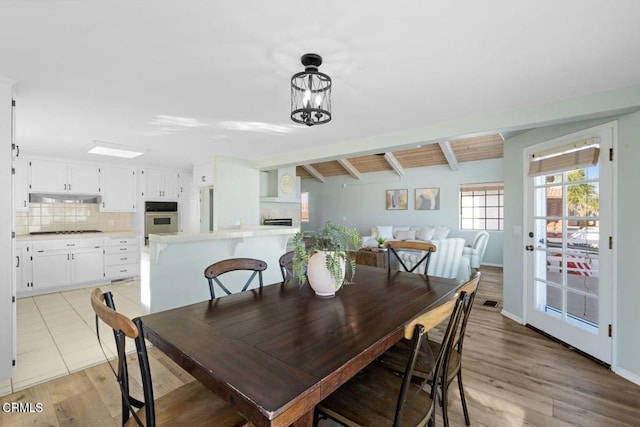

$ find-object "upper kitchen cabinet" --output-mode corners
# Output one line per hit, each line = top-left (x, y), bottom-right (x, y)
(12, 156), (29, 211)
(100, 166), (136, 212)
(29, 159), (100, 194)
(141, 168), (179, 200)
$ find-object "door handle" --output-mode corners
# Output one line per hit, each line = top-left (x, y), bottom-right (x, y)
(525, 245), (534, 251)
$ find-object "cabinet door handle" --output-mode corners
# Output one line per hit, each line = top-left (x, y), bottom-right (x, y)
(23, 201), (26, 208)
(67, 254), (70, 260)
(120, 248), (127, 251)
(71, 254), (75, 260)
(120, 257), (127, 261)
(68, 184), (71, 191)
(66, 243), (75, 247)
(64, 183), (67, 190)
(16, 256), (20, 268)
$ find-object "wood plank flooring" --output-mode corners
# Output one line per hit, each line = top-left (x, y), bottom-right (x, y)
(1, 266), (639, 427)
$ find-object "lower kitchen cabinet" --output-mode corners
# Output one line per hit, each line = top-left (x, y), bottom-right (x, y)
(104, 237), (140, 280)
(29, 238), (105, 295)
(15, 241), (32, 293)
(17, 235), (140, 297)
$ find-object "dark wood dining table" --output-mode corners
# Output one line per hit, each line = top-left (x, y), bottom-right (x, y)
(140, 265), (463, 427)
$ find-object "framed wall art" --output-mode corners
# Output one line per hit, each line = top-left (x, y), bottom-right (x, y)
(386, 189), (408, 210)
(415, 187), (440, 210)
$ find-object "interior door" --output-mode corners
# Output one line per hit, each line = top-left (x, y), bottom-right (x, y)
(525, 123), (614, 364)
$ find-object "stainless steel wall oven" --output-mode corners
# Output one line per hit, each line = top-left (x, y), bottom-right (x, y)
(144, 201), (178, 244)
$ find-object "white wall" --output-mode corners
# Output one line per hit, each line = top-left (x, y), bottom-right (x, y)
(503, 112), (640, 383)
(213, 156), (260, 229)
(1, 79), (14, 381)
(301, 158), (504, 266)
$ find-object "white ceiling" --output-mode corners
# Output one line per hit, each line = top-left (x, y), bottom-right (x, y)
(1, 1), (640, 171)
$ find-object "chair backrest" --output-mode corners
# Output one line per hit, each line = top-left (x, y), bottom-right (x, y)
(473, 231), (490, 261)
(278, 251), (294, 281)
(91, 288), (156, 427)
(452, 271), (481, 355)
(426, 238), (465, 279)
(394, 292), (466, 426)
(386, 240), (437, 276)
(203, 257), (267, 299)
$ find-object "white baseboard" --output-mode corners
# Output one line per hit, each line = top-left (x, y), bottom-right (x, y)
(500, 309), (523, 324)
(480, 262), (503, 268)
(614, 367), (640, 387)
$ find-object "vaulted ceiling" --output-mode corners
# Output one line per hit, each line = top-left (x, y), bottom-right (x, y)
(296, 134), (504, 181)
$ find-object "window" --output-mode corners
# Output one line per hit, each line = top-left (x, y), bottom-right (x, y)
(460, 183), (504, 231)
(300, 192), (309, 223)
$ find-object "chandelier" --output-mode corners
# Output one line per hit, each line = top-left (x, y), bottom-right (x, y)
(291, 53), (332, 126)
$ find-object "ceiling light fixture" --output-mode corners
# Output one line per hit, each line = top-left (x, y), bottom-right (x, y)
(87, 141), (145, 158)
(291, 53), (332, 126)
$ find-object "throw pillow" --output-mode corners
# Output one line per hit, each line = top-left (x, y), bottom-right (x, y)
(395, 229), (417, 241)
(432, 226), (450, 240)
(376, 225), (394, 241)
(416, 226), (435, 241)
(393, 226), (410, 239)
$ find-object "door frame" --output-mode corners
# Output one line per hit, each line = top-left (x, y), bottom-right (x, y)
(521, 120), (618, 367)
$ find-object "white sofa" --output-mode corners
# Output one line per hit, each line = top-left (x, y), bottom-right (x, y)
(361, 225), (451, 248)
(362, 226), (470, 281)
(393, 238), (471, 281)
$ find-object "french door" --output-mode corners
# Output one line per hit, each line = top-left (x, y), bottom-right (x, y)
(525, 123), (614, 364)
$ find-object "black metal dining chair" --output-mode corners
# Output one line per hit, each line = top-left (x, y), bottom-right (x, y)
(90, 288), (248, 427)
(278, 251), (295, 281)
(315, 291), (467, 427)
(386, 240), (437, 276)
(203, 257), (267, 299)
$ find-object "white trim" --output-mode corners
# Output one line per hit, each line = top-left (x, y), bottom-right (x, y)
(610, 120), (619, 371)
(613, 367), (640, 387)
(501, 309), (524, 324)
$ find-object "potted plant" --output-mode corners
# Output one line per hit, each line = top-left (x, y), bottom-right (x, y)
(376, 236), (386, 248)
(292, 221), (363, 296)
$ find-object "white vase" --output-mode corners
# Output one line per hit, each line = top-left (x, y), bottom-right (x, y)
(307, 250), (345, 297)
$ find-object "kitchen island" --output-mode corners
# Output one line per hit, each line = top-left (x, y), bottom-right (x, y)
(142, 226), (298, 313)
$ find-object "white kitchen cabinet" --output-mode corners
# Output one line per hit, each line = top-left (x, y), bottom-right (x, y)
(15, 242), (32, 294)
(142, 168), (179, 200)
(29, 159), (100, 194)
(31, 238), (104, 293)
(100, 166), (136, 212)
(12, 156), (29, 211)
(104, 237), (140, 280)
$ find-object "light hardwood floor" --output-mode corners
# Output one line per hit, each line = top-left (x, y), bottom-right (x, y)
(1, 266), (639, 427)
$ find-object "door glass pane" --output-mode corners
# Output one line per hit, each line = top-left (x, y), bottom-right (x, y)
(567, 289), (598, 332)
(534, 166), (600, 331)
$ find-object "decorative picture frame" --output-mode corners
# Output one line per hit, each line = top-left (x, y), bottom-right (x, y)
(386, 189), (408, 210)
(415, 187), (440, 210)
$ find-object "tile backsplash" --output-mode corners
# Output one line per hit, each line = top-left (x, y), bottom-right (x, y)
(15, 203), (132, 235)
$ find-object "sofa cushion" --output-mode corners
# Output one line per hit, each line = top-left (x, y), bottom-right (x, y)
(432, 226), (450, 240)
(416, 226), (435, 241)
(375, 225), (394, 241)
(395, 229), (417, 240)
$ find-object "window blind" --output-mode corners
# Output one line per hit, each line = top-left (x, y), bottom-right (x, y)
(528, 145), (600, 177)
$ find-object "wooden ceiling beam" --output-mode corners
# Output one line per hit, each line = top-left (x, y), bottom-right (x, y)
(438, 141), (459, 171)
(337, 159), (362, 180)
(383, 152), (404, 176)
(302, 164), (326, 183)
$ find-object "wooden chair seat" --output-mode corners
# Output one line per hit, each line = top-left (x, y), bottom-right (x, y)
(124, 381), (247, 427)
(316, 292), (467, 427)
(316, 363), (434, 427)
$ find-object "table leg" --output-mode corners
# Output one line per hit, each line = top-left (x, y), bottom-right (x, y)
(290, 409), (314, 427)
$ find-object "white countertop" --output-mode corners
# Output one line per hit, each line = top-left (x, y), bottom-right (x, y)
(148, 225), (299, 244)
(16, 231), (140, 242)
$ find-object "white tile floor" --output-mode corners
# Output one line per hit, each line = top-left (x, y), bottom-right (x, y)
(1, 280), (141, 397)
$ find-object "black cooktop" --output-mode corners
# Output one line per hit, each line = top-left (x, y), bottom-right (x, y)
(29, 230), (103, 235)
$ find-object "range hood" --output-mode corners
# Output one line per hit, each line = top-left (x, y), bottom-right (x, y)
(29, 193), (101, 204)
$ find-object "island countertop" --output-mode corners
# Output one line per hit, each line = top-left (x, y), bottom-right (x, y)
(148, 225), (299, 244)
